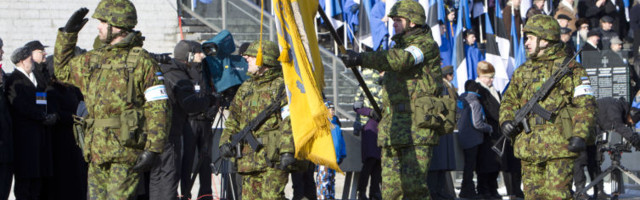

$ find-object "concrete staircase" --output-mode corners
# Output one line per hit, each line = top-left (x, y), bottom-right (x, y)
(179, 0), (359, 122)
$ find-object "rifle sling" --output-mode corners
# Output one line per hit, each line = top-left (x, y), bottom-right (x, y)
(234, 84), (287, 145)
(529, 55), (573, 120)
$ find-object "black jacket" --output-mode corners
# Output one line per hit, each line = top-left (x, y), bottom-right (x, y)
(596, 97), (638, 142)
(161, 60), (215, 137)
(0, 73), (12, 164)
(476, 84), (503, 173)
(5, 69), (52, 178)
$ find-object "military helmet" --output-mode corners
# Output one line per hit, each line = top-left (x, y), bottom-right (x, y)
(92, 0), (138, 29)
(523, 14), (560, 42)
(388, 0), (426, 25)
(243, 40), (280, 67)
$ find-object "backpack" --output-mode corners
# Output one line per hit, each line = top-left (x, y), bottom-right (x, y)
(413, 79), (457, 135)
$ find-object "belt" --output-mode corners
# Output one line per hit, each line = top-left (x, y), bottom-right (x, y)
(90, 117), (121, 129)
(387, 104), (408, 112)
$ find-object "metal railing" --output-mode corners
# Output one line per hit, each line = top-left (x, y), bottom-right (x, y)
(178, 0), (359, 120)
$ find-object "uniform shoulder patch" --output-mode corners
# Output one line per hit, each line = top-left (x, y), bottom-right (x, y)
(144, 85), (169, 102)
(281, 104), (290, 120)
(574, 85), (594, 97)
(404, 45), (424, 66)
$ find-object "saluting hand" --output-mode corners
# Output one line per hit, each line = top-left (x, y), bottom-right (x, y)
(63, 8), (89, 33)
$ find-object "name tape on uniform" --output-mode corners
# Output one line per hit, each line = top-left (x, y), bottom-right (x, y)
(404, 45), (424, 66)
(144, 85), (169, 102)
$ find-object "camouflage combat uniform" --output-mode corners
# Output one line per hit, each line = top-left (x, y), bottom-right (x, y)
(356, 1), (443, 199)
(499, 15), (596, 199)
(54, 0), (168, 199)
(220, 41), (293, 200)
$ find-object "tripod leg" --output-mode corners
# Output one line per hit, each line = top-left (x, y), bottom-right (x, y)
(578, 166), (615, 195)
(617, 165), (640, 185)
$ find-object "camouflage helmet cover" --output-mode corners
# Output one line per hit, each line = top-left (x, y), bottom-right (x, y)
(92, 0), (138, 29)
(243, 40), (280, 67)
(523, 14), (560, 42)
(388, 0), (426, 25)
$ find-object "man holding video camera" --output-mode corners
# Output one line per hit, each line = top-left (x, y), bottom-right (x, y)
(576, 97), (640, 199)
(596, 97), (640, 149)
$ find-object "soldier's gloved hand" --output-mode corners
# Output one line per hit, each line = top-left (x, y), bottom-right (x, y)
(369, 110), (381, 122)
(43, 113), (59, 126)
(567, 137), (586, 152)
(62, 8), (89, 32)
(220, 143), (236, 159)
(278, 153), (296, 170)
(501, 120), (521, 138)
(338, 50), (362, 67)
(132, 151), (159, 172)
(353, 101), (364, 110)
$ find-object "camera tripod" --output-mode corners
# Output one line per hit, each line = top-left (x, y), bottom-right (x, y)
(577, 145), (640, 200)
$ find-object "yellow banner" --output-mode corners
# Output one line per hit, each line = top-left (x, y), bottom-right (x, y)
(273, 0), (340, 172)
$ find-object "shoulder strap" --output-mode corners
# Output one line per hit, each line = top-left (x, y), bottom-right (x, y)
(245, 83), (287, 132)
(125, 47), (144, 104)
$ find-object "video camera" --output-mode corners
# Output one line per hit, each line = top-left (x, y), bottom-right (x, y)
(597, 128), (633, 153)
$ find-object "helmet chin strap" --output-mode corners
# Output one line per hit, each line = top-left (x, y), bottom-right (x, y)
(101, 24), (114, 44)
(528, 38), (545, 59)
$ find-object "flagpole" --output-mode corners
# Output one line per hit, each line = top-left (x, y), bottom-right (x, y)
(318, 6), (383, 116)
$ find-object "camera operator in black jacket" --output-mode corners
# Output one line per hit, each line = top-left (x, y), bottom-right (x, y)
(574, 97), (640, 199)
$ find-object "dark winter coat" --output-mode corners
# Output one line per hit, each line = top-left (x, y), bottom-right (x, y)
(6, 69), (52, 178)
(0, 73), (12, 164)
(476, 84), (504, 173)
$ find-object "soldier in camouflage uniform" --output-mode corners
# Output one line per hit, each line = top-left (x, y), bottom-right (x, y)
(54, 0), (168, 199)
(340, 0), (443, 199)
(218, 40), (296, 200)
(499, 14), (596, 199)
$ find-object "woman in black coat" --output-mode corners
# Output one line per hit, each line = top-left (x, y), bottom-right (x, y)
(475, 61), (524, 198)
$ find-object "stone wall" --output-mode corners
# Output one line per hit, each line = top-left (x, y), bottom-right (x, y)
(0, 0), (179, 72)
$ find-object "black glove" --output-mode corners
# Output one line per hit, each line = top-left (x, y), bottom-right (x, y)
(132, 151), (159, 172)
(339, 50), (362, 67)
(353, 101), (364, 110)
(150, 53), (172, 64)
(567, 137), (586, 152)
(369, 110), (381, 122)
(62, 8), (89, 32)
(501, 120), (521, 138)
(43, 113), (59, 126)
(628, 133), (640, 150)
(278, 153), (296, 170)
(220, 143), (236, 159)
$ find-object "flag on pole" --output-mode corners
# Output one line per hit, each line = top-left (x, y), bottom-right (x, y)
(319, 0), (344, 29)
(483, 13), (506, 92)
(421, 0), (442, 46)
(487, 0), (511, 92)
(451, 0), (468, 92)
(273, 0), (340, 171)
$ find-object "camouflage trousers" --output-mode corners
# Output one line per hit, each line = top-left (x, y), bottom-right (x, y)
(88, 162), (140, 200)
(522, 158), (574, 200)
(381, 145), (433, 200)
(241, 167), (288, 200)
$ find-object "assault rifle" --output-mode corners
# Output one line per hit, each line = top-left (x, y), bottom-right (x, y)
(492, 48), (583, 156)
